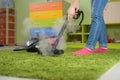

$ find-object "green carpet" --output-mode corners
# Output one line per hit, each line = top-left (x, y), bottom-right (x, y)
(0, 43), (120, 80)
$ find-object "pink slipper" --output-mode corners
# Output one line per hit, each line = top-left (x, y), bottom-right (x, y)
(93, 47), (108, 53)
(72, 47), (93, 55)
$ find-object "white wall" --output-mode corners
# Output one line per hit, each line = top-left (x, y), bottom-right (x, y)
(104, 2), (120, 23)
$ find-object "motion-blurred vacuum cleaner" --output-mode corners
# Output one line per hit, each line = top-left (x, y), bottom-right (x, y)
(13, 8), (84, 56)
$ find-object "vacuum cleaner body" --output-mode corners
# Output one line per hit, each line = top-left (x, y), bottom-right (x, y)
(13, 38), (39, 52)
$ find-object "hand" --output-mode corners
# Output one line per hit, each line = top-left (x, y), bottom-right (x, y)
(67, 6), (76, 21)
(67, 0), (80, 21)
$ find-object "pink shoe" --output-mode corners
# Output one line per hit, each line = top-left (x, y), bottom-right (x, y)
(72, 47), (93, 55)
(93, 47), (108, 53)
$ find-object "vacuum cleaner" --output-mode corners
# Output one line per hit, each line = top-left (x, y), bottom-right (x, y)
(13, 9), (84, 56)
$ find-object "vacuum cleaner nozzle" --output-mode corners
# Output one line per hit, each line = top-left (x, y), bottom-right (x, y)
(53, 49), (64, 54)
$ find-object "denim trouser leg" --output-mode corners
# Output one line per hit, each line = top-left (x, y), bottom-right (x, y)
(98, 17), (108, 48)
(85, 0), (108, 49)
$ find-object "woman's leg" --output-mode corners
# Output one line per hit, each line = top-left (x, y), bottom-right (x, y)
(93, 17), (108, 53)
(86, 0), (108, 50)
(98, 17), (107, 48)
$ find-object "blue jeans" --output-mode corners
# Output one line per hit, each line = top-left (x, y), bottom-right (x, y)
(85, 0), (108, 49)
